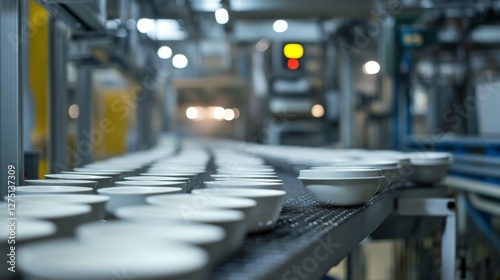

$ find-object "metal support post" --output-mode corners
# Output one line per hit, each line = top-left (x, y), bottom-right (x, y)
(339, 53), (354, 148)
(49, 19), (69, 172)
(0, 0), (25, 197)
(75, 64), (93, 166)
(398, 197), (456, 280)
(137, 89), (154, 150)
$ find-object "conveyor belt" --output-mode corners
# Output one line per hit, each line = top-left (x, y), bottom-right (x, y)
(208, 170), (396, 280)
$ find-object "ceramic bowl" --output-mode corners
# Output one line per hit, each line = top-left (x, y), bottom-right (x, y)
(140, 172), (199, 179)
(299, 168), (382, 179)
(13, 194), (109, 221)
(0, 219), (56, 279)
(123, 176), (190, 182)
(18, 238), (208, 280)
(326, 161), (400, 190)
(407, 152), (452, 184)
(115, 205), (246, 256)
(146, 194), (257, 232)
(300, 177), (382, 206)
(76, 220), (226, 265)
(97, 186), (182, 214)
(192, 188), (286, 233)
(0, 202), (92, 236)
(44, 174), (113, 191)
(23, 179), (97, 189)
(62, 171), (122, 182)
(204, 181), (284, 191)
(210, 174), (278, 180)
(115, 180), (186, 189)
(17, 186), (93, 195)
(214, 178), (283, 184)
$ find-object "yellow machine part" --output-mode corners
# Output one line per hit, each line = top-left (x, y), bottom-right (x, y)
(28, 0), (49, 178)
(92, 88), (135, 160)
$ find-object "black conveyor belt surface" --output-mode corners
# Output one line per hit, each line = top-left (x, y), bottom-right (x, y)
(208, 170), (395, 280)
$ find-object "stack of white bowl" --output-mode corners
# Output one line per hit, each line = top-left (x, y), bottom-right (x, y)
(316, 160), (401, 191)
(0, 217), (56, 279)
(298, 168), (384, 206)
(197, 151), (287, 233)
(14, 148), (215, 279)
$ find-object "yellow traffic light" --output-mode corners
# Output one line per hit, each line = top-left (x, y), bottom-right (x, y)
(283, 43), (304, 59)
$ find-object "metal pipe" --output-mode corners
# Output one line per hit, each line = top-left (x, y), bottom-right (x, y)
(0, 0), (25, 197)
(75, 64), (93, 166)
(339, 53), (354, 148)
(49, 19), (69, 172)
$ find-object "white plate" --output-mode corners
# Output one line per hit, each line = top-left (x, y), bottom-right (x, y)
(299, 168), (382, 179)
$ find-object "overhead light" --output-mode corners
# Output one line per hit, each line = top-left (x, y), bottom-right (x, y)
(172, 54), (188, 69)
(223, 109), (235, 121)
(150, 19), (187, 41)
(68, 104), (79, 119)
(311, 104), (324, 118)
(273, 20), (288, 33)
(157, 46), (172, 59)
(215, 8), (229, 25)
(136, 18), (154, 33)
(232, 108), (240, 119)
(186, 107), (198, 120)
(362, 61), (380, 75)
(213, 107), (225, 120)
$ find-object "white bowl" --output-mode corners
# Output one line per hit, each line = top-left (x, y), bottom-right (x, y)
(17, 186), (93, 195)
(115, 180), (186, 189)
(408, 162), (450, 185)
(216, 167), (275, 173)
(408, 152), (453, 163)
(299, 168), (383, 179)
(0, 202), (92, 236)
(76, 220), (226, 265)
(300, 177), (382, 206)
(13, 194), (109, 221)
(141, 172), (199, 178)
(214, 178), (283, 184)
(147, 194), (257, 232)
(204, 181), (284, 191)
(73, 167), (136, 175)
(62, 171), (122, 181)
(210, 174), (278, 179)
(23, 179), (97, 189)
(0, 219), (56, 279)
(44, 174), (113, 190)
(18, 239), (208, 280)
(192, 188), (286, 233)
(115, 205), (246, 256)
(97, 186), (182, 214)
(326, 161), (400, 189)
(123, 176), (190, 182)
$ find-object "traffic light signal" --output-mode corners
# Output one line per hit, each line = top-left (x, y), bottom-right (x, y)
(283, 43), (303, 71)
